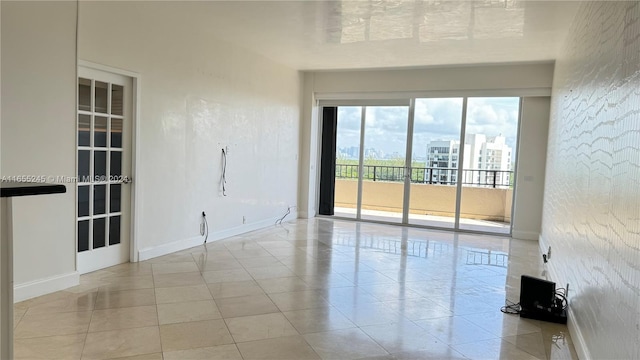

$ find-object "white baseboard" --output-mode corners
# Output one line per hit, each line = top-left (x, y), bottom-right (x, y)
(566, 306), (591, 360)
(138, 235), (204, 261)
(540, 237), (591, 360)
(538, 233), (547, 250)
(512, 230), (539, 240)
(210, 213), (298, 241)
(14, 271), (79, 302)
(138, 213), (298, 261)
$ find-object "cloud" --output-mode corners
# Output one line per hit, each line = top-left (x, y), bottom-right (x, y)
(363, 106), (409, 154)
(413, 98), (463, 139)
(466, 98), (519, 152)
(337, 106), (362, 148)
(333, 97), (520, 157)
(337, 107), (362, 131)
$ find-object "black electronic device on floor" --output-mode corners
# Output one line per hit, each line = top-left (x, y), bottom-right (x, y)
(519, 275), (567, 324)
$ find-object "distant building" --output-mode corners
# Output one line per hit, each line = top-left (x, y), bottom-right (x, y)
(364, 147), (384, 159)
(424, 140), (470, 184)
(337, 146), (360, 159)
(425, 134), (512, 186)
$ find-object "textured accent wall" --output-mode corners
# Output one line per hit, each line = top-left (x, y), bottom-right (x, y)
(542, 2), (640, 359)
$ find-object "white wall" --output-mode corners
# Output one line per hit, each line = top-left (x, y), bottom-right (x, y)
(0, 1), (301, 300)
(1, 1), (79, 299)
(298, 73), (319, 218)
(512, 97), (549, 240)
(300, 63), (553, 239)
(541, 2), (640, 359)
(78, 2), (301, 259)
(311, 63), (553, 95)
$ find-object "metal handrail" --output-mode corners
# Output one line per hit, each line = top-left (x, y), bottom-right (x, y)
(335, 163), (513, 188)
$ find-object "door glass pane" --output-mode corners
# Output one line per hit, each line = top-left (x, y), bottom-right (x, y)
(79, 78), (91, 111)
(78, 186), (90, 217)
(78, 115), (91, 147)
(109, 216), (121, 245)
(111, 85), (123, 115)
(94, 184), (106, 215)
(360, 106), (408, 224)
(78, 220), (90, 252)
(110, 184), (121, 213)
(459, 97), (519, 234)
(110, 152), (122, 177)
(334, 106), (362, 219)
(111, 119), (123, 148)
(94, 151), (107, 178)
(78, 150), (90, 179)
(408, 98), (463, 229)
(94, 117), (107, 147)
(93, 218), (106, 249)
(95, 81), (108, 114)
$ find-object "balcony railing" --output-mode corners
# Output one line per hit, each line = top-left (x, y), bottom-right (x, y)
(335, 164), (512, 189)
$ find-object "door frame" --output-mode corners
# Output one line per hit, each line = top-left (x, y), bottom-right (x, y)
(317, 99), (412, 223)
(316, 95), (522, 236)
(77, 60), (141, 264)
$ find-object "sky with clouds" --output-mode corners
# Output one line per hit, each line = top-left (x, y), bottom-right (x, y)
(336, 97), (520, 160)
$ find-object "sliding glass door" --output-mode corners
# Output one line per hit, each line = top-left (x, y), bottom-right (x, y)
(323, 97), (519, 235)
(332, 105), (410, 223)
(360, 106), (409, 224)
(458, 98), (520, 233)
(408, 98), (464, 229)
(334, 106), (362, 219)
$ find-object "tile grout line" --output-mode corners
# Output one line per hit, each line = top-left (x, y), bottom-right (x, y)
(78, 284), (99, 360)
(151, 261), (162, 357)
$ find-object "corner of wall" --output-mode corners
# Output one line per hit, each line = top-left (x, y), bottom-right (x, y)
(14, 272), (80, 303)
(539, 232), (592, 360)
(511, 230), (539, 241)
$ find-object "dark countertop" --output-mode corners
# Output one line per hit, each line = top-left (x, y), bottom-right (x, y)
(1, 182), (66, 198)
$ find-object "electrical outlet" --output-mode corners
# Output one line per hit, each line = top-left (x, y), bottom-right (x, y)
(547, 246), (552, 260)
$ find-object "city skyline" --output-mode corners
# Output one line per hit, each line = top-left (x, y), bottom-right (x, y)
(336, 97), (520, 161)
(337, 133), (512, 164)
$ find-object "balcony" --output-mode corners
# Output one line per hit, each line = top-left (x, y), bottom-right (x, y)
(334, 164), (513, 233)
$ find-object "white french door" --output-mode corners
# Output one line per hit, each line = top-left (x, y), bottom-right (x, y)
(77, 66), (133, 274)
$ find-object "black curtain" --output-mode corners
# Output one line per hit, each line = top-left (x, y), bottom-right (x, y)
(318, 107), (337, 215)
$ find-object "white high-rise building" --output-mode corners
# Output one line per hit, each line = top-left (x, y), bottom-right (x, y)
(424, 140), (470, 184)
(425, 134), (512, 187)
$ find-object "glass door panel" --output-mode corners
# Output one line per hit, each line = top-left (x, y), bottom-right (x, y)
(334, 106), (362, 219)
(360, 106), (409, 223)
(458, 97), (520, 233)
(408, 98), (464, 229)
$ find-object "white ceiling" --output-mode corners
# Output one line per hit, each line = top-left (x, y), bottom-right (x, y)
(182, 1), (580, 71)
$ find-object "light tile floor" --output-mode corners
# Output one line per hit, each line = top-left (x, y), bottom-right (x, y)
(14, 218), (578, 360)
